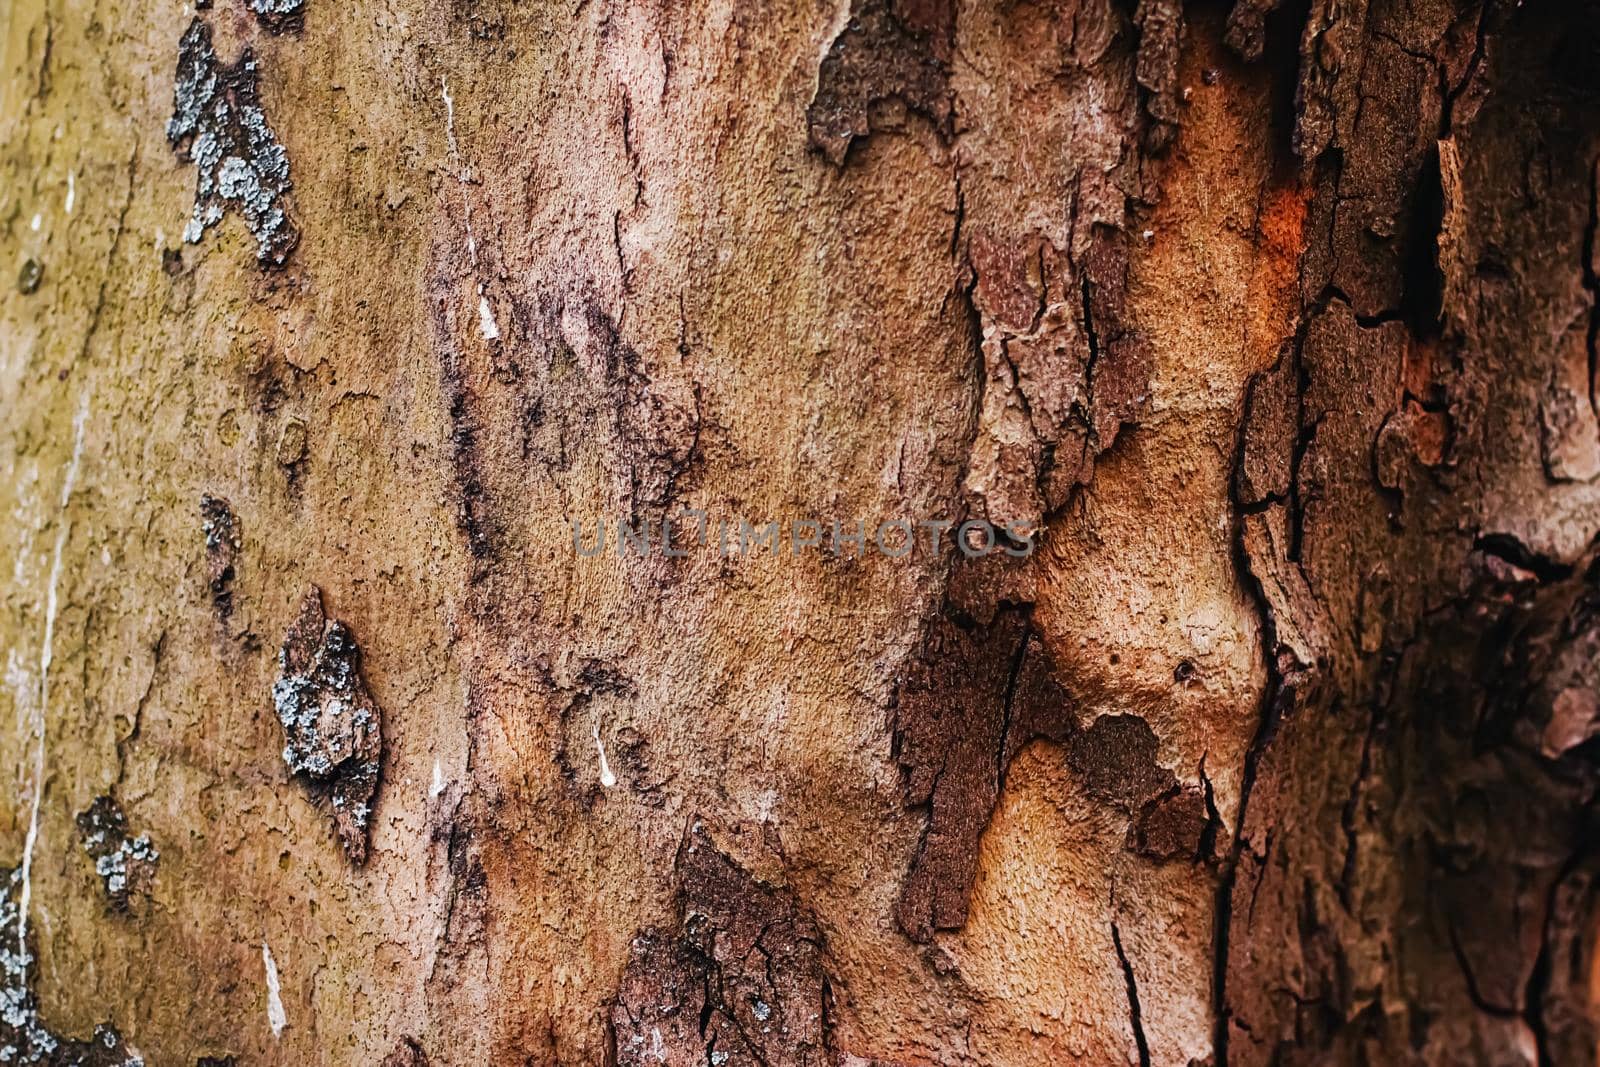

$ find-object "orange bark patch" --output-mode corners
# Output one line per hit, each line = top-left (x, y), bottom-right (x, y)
(1247, 179), (1311, 371)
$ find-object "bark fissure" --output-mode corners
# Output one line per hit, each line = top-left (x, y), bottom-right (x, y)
(1112, 919), (1153, 1067)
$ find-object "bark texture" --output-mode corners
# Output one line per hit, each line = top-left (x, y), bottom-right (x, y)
(1, 0), (1598, 1064)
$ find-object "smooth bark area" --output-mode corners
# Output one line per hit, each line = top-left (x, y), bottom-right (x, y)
(2, 0), (1598, 1064)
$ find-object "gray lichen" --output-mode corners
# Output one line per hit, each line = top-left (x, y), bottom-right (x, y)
(272, 587), (383, 863)
(75, 798), (159, 912)
(246, 0), (305, 33)
(0, 869), (145, 1065)
(166, 19), (298, 267)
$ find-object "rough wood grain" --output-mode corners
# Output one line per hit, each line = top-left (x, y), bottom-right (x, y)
(1, 0), (1598, 1063)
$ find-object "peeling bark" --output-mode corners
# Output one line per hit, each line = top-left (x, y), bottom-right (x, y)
(3, 0), (1600, 1063)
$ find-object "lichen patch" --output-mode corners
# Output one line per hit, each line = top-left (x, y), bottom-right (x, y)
(75, 797), (159, 911)
(166, 19), (298, 267)
(271, 587), (383, 863)
(0, 869), (145, 1065)
(247, 0), (305, 34)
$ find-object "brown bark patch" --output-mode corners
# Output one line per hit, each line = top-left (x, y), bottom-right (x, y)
(611, 820), (833, 1067)
(1067, 713), (1171, 810)
(892, 606), (1076, 942)
(806, 0), (954, 165)
(1134, 0), (1185, 151)
(199, 494), (240, 621)
(1133, 783), (1212, 861)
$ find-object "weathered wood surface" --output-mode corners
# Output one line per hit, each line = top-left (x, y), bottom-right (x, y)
(2, 0), (1598, 1063)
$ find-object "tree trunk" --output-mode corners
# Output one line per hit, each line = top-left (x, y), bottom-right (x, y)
(3, 0), (1598, 1063)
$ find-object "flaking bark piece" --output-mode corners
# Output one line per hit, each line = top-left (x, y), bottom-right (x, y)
(199, 494), (240, 619)
(806, 0), (954, 166)
(611, 820), (833, 1067)
(272, 586), (382, 863)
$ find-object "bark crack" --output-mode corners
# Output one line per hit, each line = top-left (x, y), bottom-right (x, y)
(1112, 919), (1153, 1067)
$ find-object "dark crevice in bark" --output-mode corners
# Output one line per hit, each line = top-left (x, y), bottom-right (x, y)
(1216, 392), (1298, 1066)
(1335, 691), (1380, 911)
(1076, 262), (1104, 483)
(949, 173), (966, 260)
(1445, 919), (1520, 1019)
(1198, 757), (1224, 862)
(994, 617), (1033, 796)
(1522, 851), (1588, 1067)
(1398, 147), (1446, 340)
(1262, 0), (1313, 163)
(1285, 346), (1316, 565)
(1472, 532), (1575, 583)
(1583, 156), (1599, 428)
(1210, 653), (1285, 1067)
(1112, 920), (1153, 1067)
(114, 630), (161, 791)
(1029, 244), (1049, 336)
(956, 265), (986, 494)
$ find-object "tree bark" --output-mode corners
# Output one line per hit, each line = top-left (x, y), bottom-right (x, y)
(2, 0), (1598, 1064)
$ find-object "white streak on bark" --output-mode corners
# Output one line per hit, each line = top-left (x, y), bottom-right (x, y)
(64, 172), (74, 215)
(477, 290), (500, 340)
(440, 80), (460, 159)
(429, 757), (445, 799)
(17, 394), (89, 960)
(440, 78), (478, 268)
(262, 940), (287, 1037)
(593, 723), (617, 788)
